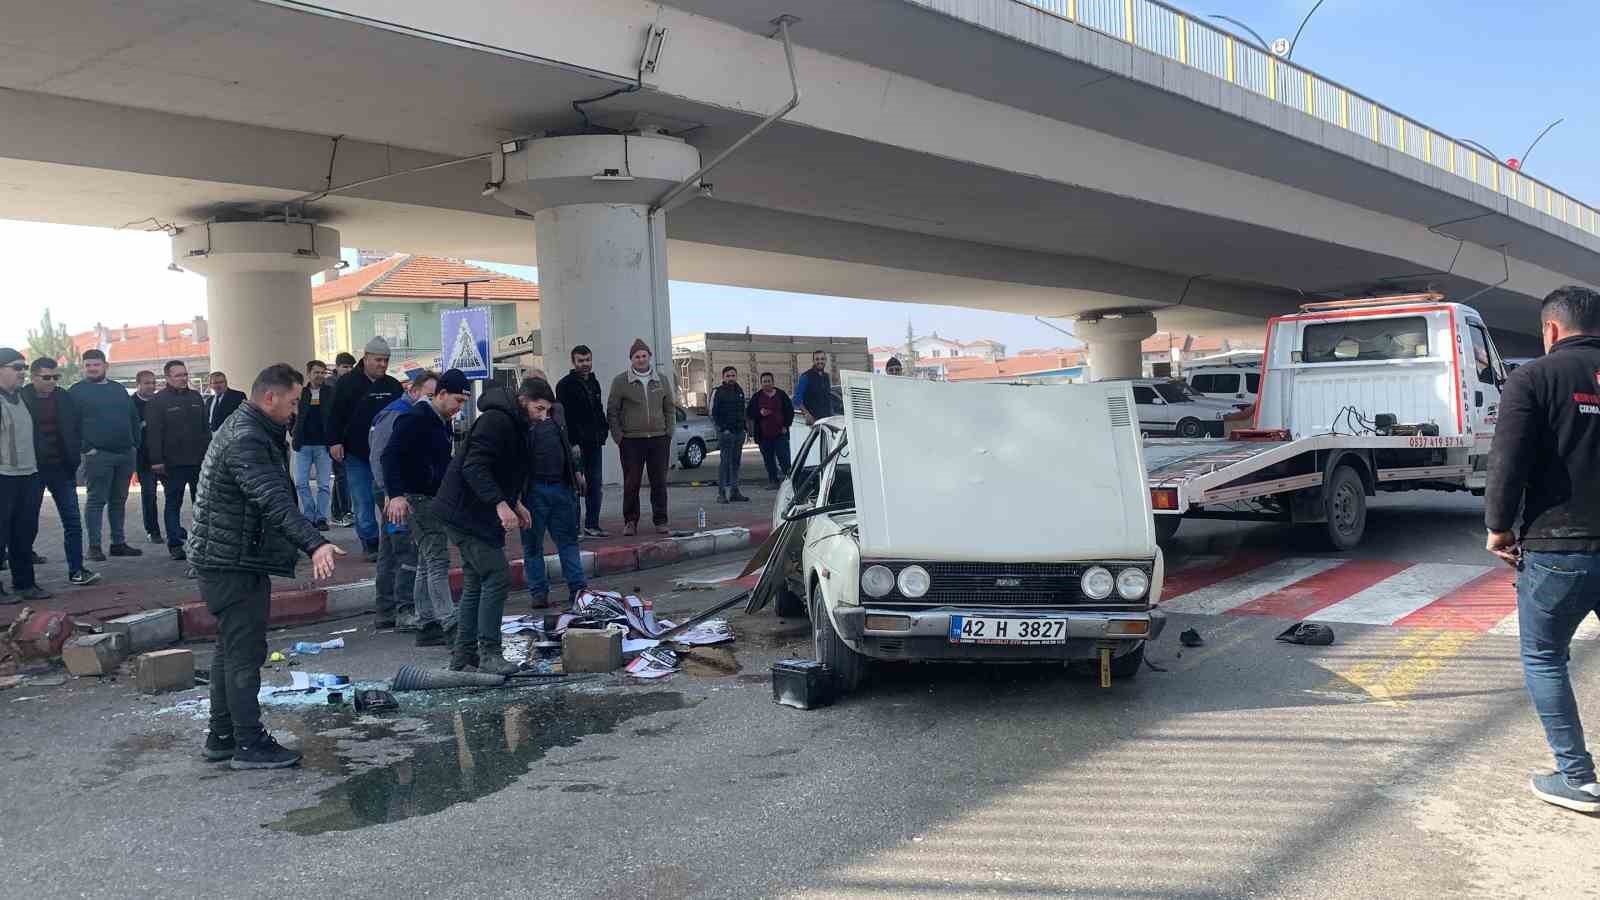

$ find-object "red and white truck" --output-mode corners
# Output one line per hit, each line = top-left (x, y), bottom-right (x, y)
(1146, 293), (1509, 549)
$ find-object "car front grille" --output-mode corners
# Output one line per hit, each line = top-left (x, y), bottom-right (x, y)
(865, 560), (1152, 610)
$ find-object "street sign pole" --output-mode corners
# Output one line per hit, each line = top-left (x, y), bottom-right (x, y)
(440, 277), (493, 428)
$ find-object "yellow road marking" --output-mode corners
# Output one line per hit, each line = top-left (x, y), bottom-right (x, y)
(1326, 629), (1480, 708)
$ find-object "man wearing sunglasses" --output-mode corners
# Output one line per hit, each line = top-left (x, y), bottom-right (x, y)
(20, 357), (99, 588)
(0, 349), (47, 603)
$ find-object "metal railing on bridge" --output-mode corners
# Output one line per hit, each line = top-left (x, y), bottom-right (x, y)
(1018, 0), (1598, 237)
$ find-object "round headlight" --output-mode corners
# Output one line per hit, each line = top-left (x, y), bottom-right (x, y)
(1080, 566), (1114, 600)
(1116, 567), (1150, 600)
(861, 565), (895, 598)
(896, 565), (931, 598)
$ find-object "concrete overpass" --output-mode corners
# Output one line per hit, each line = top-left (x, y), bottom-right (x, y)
(3, 0), (1598, 380)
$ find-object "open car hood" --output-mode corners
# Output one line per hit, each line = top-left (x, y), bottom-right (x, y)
(842, 372), (1154, 562)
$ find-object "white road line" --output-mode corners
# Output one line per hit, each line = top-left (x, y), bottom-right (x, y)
(1306, 563), (1492, 626)
(1162, 557), (1347, 616)
(1488, 609), (1600, 642)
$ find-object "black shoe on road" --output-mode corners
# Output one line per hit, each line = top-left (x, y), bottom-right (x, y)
(202, 731), (236, 762)
(148, 533), (164, 545)
(108, 544), (143, 558)
(415, 622), (446, 647)
(87, 547), (106, 563)
(169, 546), (187, 561)
(69, 569), (102, 587)
(18, 586), (53, 602)
(314, 519), (330, 532)
(230, 733), (302, 770)
(730, 493), (751, 502)
(582, 527), (610, 538)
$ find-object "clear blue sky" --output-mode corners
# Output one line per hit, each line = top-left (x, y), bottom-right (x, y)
(3, 0), (1593, 353)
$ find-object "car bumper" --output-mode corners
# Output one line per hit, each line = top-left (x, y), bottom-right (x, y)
(834, 606), (1166, 662)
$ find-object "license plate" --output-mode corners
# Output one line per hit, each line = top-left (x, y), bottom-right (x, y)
(948, 615), (1067, 645)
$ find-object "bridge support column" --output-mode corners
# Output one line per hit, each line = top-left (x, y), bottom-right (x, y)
(1076, 312), (1158, 381)
(493, 133), (702, 483)
(172, 221), (341, 383)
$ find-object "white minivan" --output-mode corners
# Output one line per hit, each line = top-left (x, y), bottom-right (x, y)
(1187, 366), (1260, 404)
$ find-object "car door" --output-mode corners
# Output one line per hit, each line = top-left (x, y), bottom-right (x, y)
(1131, 385), (1173, 433)
(1465, 318), (1504, 441)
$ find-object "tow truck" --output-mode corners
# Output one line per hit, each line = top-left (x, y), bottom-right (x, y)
(1146, 293), (1508, 549)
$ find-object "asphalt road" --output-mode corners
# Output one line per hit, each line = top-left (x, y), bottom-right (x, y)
(5, 490), (1599, 898)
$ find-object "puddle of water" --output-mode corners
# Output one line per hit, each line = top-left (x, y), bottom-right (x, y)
(267, 689), (688, 836)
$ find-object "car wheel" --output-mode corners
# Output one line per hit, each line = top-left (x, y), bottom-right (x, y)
(681, 438), (706, 469)
(1176, 417), (1204, 438)
(1109, 643), (1145, 679)
(1153, 515), (1181, 544)
(1322, 465), (1367, 551)
(812, 582), (864, 695)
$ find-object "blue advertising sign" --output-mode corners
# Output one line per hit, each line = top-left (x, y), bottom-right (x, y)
(440, 306), (492, 379)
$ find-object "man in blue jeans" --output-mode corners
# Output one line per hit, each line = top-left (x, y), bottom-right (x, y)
(1486, 285), (1600, 813)
(21, 357), (99, 588)
(328, 338), (402, 561)
(519, 377), (586, 610)
(69, 349), (144, 562)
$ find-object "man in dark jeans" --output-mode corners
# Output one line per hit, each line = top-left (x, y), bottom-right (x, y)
(0, 348), (46, 604)
(1486, 285), (1600, 813)
(711, 365), (749, 504)
(328, 352), (356, 526)
(519, 377), (586, 610)
(189, 364), (343, 769)
(21, 357), (98, 587)
(556, 345), (609, 538)
(747, 372), (794, 489)
(435, 381), (533, 675)
(131, 369), (163, 544)
(70, 348), (143, 562)
(145, 360), (210, 562)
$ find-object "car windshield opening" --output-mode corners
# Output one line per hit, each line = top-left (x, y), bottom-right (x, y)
(1154, 383), (1196, 403)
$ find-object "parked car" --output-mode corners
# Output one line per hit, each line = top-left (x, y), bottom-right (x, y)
(1117, 378), (1244, 438)
(672, 406), (718, 469)
(1187, 365), (1260, 404)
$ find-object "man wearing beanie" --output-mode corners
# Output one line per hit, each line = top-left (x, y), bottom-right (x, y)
(606, 338), (676, 536)
(0, 348), (48, 603)
(328, 336), (403, 569)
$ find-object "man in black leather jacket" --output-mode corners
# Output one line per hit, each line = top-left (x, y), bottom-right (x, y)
(189, 364), (344, 770)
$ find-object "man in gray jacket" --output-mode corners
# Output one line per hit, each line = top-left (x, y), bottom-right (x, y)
(0, 348), (47, 603)
(69, 348), (144, 561)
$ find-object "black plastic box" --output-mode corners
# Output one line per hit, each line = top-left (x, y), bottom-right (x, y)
(771, 659), (833, 709)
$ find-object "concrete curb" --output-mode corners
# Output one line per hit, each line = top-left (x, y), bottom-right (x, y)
(170, 522), (773, 641)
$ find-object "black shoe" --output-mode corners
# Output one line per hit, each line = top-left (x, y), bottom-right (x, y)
(582, 527), (610, 538)
(415, 622), (446, 647)
(68, 568), (102, 587)
(229, 733), (302, 770)
(30, 552), (46, 565)
(374, 618), (397, 630)
(148, 533), (164, 545)
(169, 546), (187, 561)
(202, 731), (236, 762)
(108, 543), (143, 558)
(18, 586), (53, 602)
(87, 546), (106, 563)
(315, 519), (330, 532)
(716, 493), (729, 504)
(363, 540), (380, 563)
(730, 492), (751, 502)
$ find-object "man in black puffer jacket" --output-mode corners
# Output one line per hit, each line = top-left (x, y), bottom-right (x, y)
(189, 364), (344, 771)
(434, 381), (533, 674)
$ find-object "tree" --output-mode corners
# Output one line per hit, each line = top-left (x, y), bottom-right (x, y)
(26, 310), (81, 386)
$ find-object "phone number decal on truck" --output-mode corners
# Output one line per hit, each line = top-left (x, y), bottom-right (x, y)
(1406, 436), (1470, 448)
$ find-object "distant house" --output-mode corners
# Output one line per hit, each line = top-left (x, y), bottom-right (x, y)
(1139, 333), (1257, 377)
(872, 332), (1008, 373)
(71, 318), (212, 384)
(312, 254), (540, 371)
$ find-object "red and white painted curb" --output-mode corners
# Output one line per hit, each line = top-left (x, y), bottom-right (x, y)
(174, 524), (772, 640)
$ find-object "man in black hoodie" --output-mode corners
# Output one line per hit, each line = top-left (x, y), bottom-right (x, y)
(328, 337), (402, 560)
(555, 345), (609, 537)
(1486, 285), (1600, 813)
(434, 380), (533, 675)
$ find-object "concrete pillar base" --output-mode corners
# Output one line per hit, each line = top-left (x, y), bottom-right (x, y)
(1075, 312), (1159, 381)
(172, 221), (341, 383)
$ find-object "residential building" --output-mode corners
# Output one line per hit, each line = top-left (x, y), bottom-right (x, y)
(71, 318), (211, 385)
(311, 254), (540, 370)
(871, 332), (1008, 372)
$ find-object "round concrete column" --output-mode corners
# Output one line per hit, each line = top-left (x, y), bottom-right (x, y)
(493, 134), (701, 485)
(173, 222), (341, 384)
(1075, 312), (1159, 381)
(492, 133), (701, 388)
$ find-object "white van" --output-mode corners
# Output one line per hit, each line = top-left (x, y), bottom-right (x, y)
(1187, 365), (1260, 404)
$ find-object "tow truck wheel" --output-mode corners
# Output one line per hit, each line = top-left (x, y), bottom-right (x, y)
(1176, 417), (1204, 438)
(1323, 465), (1367, 551)
(812, 585), (864, 695)
(1109, 643), (1145, 679)
(1154, 515), (1181, 544)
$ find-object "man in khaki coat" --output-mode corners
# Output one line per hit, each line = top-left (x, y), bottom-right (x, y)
(606, 338), (676, 536)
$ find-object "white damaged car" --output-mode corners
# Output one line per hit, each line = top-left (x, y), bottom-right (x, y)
(749, 372), (1166, 695)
